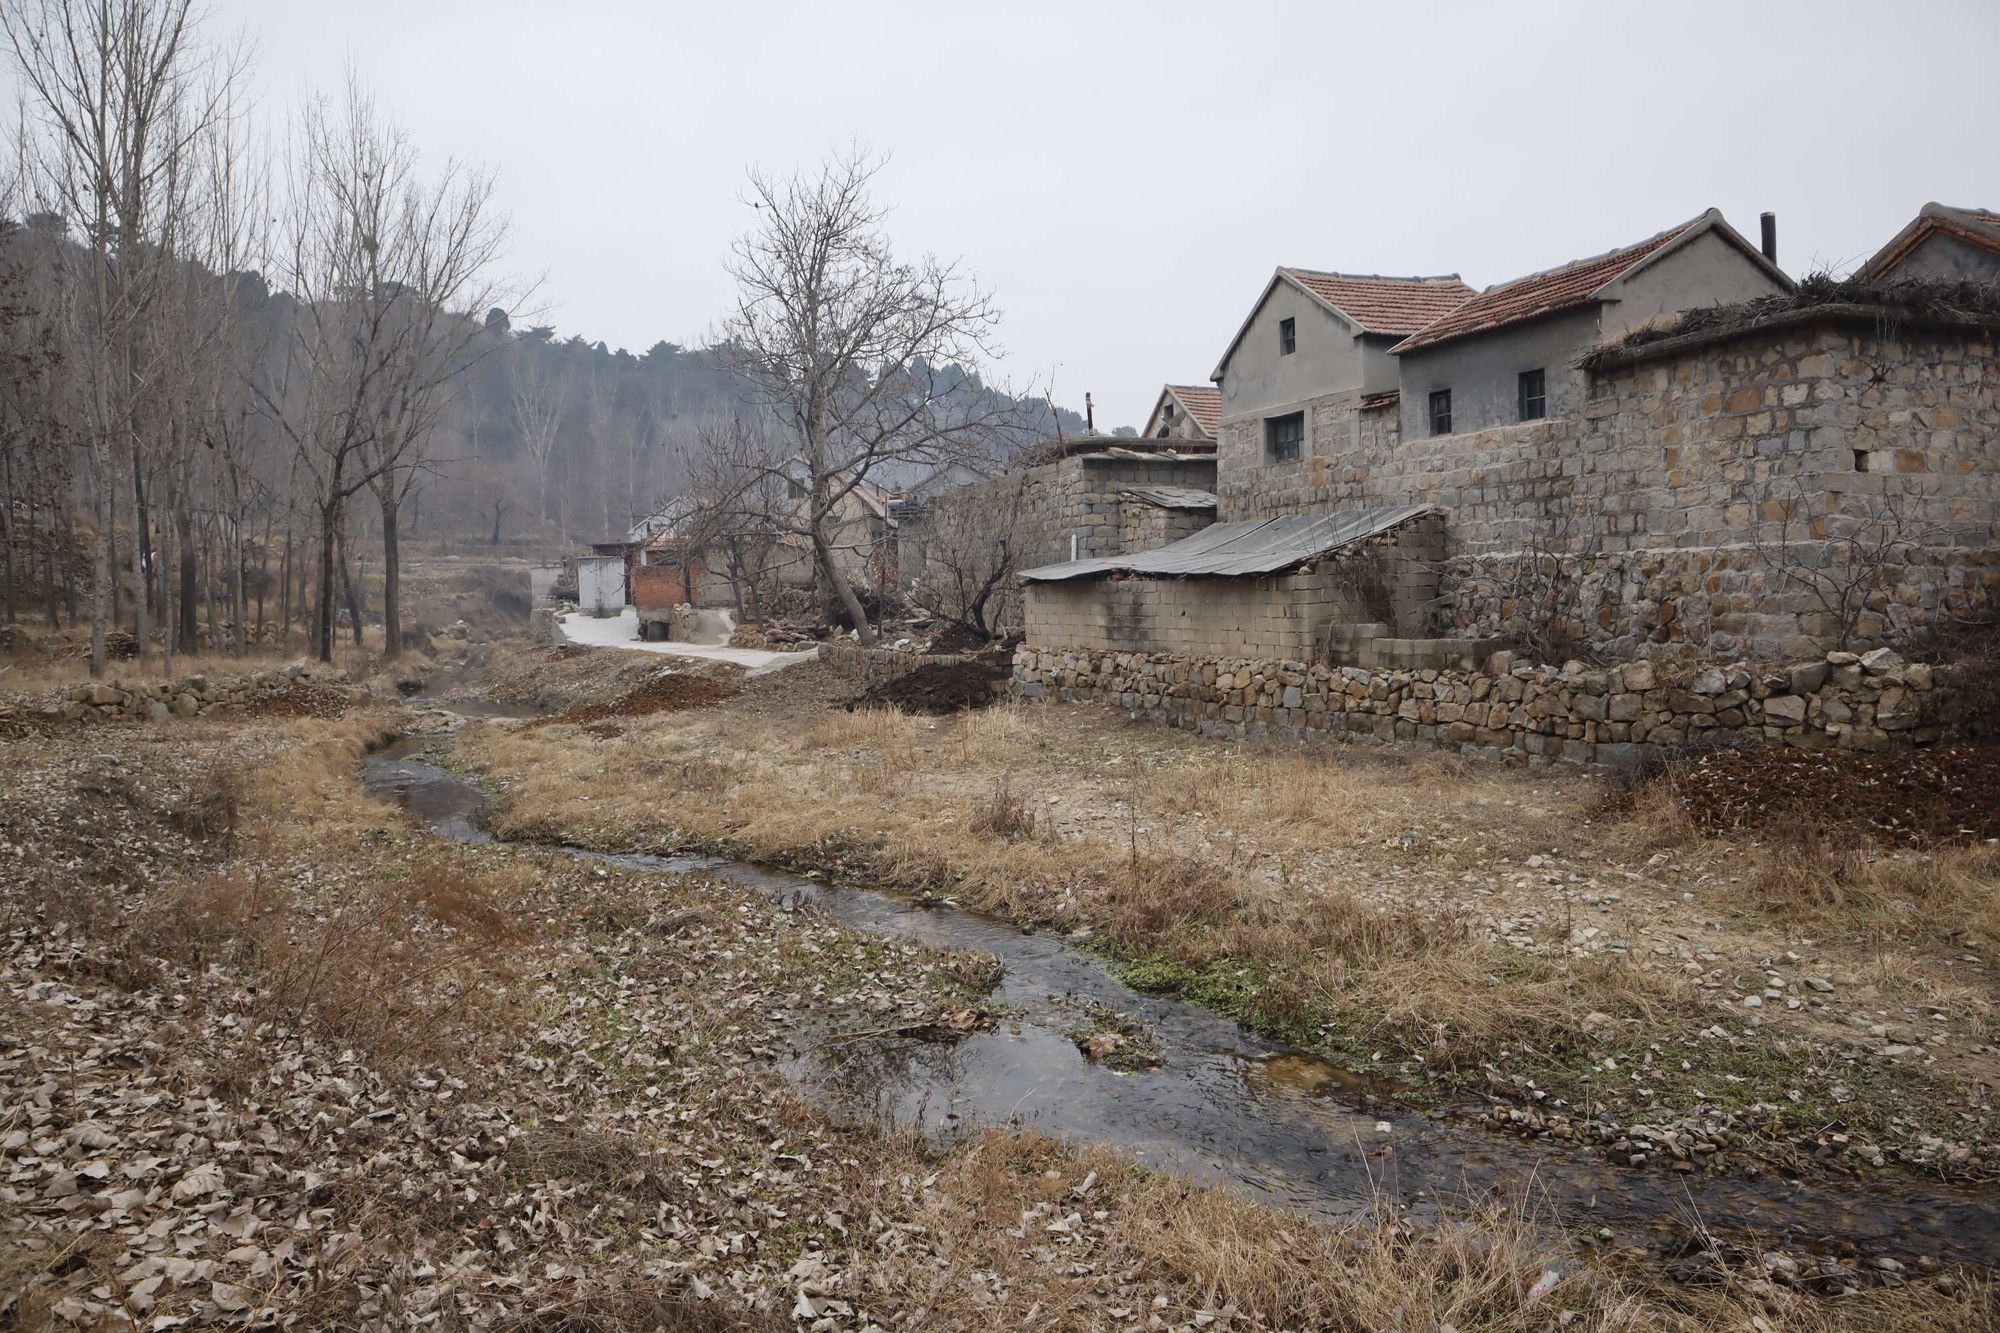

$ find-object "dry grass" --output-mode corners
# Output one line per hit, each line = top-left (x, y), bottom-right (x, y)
(458, 708), (1696, 1069)
(874, 1130), (1996, 1332)
(1747, 823), (2000, 946)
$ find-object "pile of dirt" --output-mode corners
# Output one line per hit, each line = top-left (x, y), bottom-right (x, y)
(521, 670), (739, 732)
(239, 682), (355, 720)
(1670, 744), (2000, 844)
(853, 657), (1007, 715)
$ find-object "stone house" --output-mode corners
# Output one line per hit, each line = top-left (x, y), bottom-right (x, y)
(1208, 268), (1474, 518)
(1858, 202), (2000, 284)
(1140, 384), (1222, 441)
(1389, 209), (1793, 442)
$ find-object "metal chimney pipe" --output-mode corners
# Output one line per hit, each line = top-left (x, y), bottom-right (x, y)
(1759, 212), (1778, 263)
(1085, 392), (1095, 433)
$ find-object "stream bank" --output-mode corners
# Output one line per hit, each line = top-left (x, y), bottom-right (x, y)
(368, 711), (2000, 1285)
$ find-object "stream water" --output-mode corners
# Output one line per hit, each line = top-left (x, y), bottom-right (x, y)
(364, 717), (1998, 1269)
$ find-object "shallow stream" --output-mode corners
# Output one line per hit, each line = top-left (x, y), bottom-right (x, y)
(365, 715), (1998, 1269)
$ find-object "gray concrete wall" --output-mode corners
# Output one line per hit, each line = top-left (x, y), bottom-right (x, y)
(1394, 307), (1600, 439)
(1142, 391), (1214, 441)
(1881, 232), (2000, 283)
(1602, 229), (1789, 336)
(1218, 279), (1364, 421)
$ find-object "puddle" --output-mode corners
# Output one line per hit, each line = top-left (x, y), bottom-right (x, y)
(364, 732), (1999, 1267)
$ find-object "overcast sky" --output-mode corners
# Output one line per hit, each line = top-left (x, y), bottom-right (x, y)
(194, 0), (1998, 431)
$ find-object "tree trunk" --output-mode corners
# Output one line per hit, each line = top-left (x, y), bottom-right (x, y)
(812, 524), (873, 645)
(176, 501), (198, 648)
(315, 506), (337, 663)
(130, 460), (151, 667)
(91, 444), (113, 677)
(380, 488), (403, 659)
(337, 524), (363, 648)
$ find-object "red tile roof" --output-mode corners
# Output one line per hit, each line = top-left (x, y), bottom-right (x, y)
(1393, 215), (1709, 355)
(1165, 384), (1222, 435)
(1283, 270), (1475, 336)
(1860, 202), (2000, 281)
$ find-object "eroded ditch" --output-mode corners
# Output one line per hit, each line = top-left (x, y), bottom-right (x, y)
(365, 715), (2000, 1276)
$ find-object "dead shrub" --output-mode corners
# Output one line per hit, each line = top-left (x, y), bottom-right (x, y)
(1103, 849), (1246, 942)
(172, 762), (245, 842)
(966, 774), (1035, 841)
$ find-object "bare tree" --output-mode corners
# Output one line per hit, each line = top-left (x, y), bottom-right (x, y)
(909, 473), (1025, 640)
(721, 147), (1027, 644)
(509, 339), (569, 558)
(5, 0), (248, 675)
(671, 416), (788, 620)
(254, 75), (510, 662)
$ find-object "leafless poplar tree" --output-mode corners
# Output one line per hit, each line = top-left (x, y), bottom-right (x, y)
(255, 75), (512, 661)
(721, 146), (1025, 644)
(509, 341), (569, 558)
(4, 0), (248, 675)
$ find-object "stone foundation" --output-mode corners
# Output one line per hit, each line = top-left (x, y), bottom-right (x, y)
(1010, 643), (1967, 765)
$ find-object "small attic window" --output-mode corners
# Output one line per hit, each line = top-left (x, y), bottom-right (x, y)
(1278, 317), (1296, 355)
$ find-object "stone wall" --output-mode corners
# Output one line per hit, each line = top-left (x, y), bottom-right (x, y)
(1216, 314), (1999, 660)
(7, 664), (361, 728)
(1214, 389), (1401, 521)
(817, 641), (972, 686)
(1010, 642), (1963, 766)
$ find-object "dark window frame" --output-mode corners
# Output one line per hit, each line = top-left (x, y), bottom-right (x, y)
(1278, 317), (1296, 355)
(1518, 368), (1547, 421)
(1265, 410), (1304, 462)
(1428, 388), (1452, 436)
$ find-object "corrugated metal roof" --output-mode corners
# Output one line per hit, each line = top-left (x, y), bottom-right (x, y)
(1118, 485), (1217, 511)
(1020, 504), (1435, 582)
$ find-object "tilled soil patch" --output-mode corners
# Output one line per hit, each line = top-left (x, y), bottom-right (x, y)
(853, 656), (1007, 715)
(521, 670), (739, 732)
(1671, 744), (2000, 843)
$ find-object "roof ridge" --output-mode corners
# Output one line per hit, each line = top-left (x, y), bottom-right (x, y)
(1925, 202), (2000, 222)
(1470, 211), (1713, 296)
(1281, 266), (1467, 284)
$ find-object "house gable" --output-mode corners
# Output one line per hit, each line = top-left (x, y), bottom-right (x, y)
(1860, 204), (2000, 283)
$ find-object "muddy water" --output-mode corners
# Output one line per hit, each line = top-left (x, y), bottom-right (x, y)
(365, 726), (1998, 1268)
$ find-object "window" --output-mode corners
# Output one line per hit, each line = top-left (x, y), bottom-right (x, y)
(1265, 411), (1304, 462)
(1278, 317), (1296, 355)
(1428, 389), (1452, 436)
(1518, 369), (1547, 421)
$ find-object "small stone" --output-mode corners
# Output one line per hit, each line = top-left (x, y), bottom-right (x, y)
(1859, 647), (1906, 674)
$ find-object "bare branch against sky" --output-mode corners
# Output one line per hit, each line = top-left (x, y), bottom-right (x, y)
(38, 0), (1996, 432)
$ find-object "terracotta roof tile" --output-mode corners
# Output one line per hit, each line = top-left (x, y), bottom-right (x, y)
(1283, 270), (1475, 335)
(1393, 217), (1707, 355)
(1165, 384), (1222, 435)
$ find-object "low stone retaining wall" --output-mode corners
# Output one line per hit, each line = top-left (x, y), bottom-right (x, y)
(8, 664), (360, 727)
(817, 642), (972, 687)
(1011, 643), (1967, 765)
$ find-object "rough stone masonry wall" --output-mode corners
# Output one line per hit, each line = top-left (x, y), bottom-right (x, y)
(1011, 642), (1961, 766)
(1214, 389), (1401, 520)
(817, 641), (972, 686)
(1215, 319), (2000, 661)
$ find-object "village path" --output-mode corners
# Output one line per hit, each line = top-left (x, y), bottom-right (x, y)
(557, 609), (816, 675)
